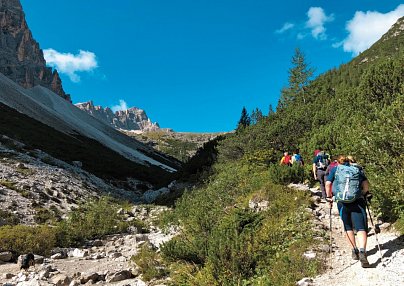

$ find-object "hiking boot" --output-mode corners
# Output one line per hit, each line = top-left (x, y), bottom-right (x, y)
(352, 248), (359, 260)
(359, 251), (370, 268)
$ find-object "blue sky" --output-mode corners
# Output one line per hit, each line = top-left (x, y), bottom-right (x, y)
(20, 0), (404, 132)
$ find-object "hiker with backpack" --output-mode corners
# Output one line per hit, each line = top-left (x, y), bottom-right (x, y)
(325, 155), (372, 268)
(312, 148), (330, 200)
(280, 151), (292, 166)
(291, 149), (304, 166)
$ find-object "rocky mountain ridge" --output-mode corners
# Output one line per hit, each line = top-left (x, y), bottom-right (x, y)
(75, 101), (159, 132)
(0, 0), (70, 101)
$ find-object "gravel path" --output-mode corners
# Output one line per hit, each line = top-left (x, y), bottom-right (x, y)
(312, 202), (404, 286)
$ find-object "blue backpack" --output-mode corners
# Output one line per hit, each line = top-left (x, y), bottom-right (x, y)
(333, 165), (362, 203)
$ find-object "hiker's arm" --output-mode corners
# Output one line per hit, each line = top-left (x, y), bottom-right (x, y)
(325, 181), (332, 198)
(312, 163), (317, 179)
(361, 180), (369, 194)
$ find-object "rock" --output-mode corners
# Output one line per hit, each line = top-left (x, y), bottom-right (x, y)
(0, 0), (71, 101)
(106, 270), (133, 283)
(379, 222), (391, 230)
(68, 280), (81, 286)
(109, 252), (122, 258)
(303, 251), (316, 260)
(50, 274), (71, 286)
(80, 272), (100, 284)
(3, 273), (15, 279)
(70, 248), (89, 258)
(51, 253), (67, 259)
(16, 162), (25, 169)
(92, 239), (103, 247)
(0, 251), (13, 262)
(296, 277), (313, 286)
(76, 102), (159, 132)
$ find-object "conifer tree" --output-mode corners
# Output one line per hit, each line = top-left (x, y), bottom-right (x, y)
(278, 48), (314, 108)
(250, 108), (263, 125)
(237, 106), (251, 130)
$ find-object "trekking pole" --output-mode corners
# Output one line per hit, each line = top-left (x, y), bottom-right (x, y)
(329, 205), (333, 270)
(365, 202), (383, 263)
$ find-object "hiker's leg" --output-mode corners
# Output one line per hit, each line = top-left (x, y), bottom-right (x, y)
(351, 200), (368, 250)
(356, 231), (367, 249)
(317, 169), (326, 199)
(338, 202), (357, 248)
(346, 230), (357, 248)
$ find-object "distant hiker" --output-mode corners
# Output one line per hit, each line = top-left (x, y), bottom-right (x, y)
(280, 152), (292, 166)
(312, 148), (330, 200)
(325, 155), (339, 194)
(325, 155), (372, 268)
(20, 253), (35, 271)
(291, 149), (304, 166)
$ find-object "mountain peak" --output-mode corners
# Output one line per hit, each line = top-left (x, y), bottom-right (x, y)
(0, 0), (71, 101)
(76, 101), (160, 132)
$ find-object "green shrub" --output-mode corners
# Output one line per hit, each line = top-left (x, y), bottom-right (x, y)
(161, 236), (202, 264)
(0, 225), (57, 256)
(131, 243), (168, 281)
(56, 197), (140, 247)
(267, 163), (305, 184)
(0, 210), (20, 226)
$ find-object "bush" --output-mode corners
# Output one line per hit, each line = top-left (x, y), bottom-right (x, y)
(267, 163), (306, 184)
(56, 197), (142, 247)
(0, 210), (20, 226)
(0, 225), (57, 256)
(131, 243), (168, 281)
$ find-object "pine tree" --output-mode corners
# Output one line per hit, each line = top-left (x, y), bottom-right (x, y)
(237, 107), (251, 130)
(278, 48), (314, 108)
(250, 108), (263, 125)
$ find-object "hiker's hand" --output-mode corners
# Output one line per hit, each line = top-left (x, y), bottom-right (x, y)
(326, 197), (333, 208)
(365, 192), (373, 203)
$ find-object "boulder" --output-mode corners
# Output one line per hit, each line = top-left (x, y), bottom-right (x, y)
(80, 272), (100, 284)
(0, 251), (13, 262)
(50, 274), (71, 286)
(106, 270), (133, 283)
(296, 277), (313, 286)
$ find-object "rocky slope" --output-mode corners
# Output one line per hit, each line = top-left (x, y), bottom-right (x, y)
(0, 204), (177, 286)
(0, 0), (70, 101)
(75, 101), (159, 132)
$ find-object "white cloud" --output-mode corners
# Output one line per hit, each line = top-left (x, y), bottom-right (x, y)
(306, 7), (334, 40)
(111, 100), (128, 113)
(340, 4), (404, 55)
(276, 22), (295, 34)
(43, 49), (98, 82)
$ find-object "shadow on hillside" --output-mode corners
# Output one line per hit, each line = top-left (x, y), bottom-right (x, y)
(367, 234), (404, 268)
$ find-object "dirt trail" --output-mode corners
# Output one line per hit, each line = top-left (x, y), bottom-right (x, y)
(312, 201), (404, 286)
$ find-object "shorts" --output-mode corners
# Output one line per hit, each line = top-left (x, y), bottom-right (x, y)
(337, 199), (368, 232)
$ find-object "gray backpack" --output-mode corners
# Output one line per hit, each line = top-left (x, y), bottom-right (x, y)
(333, 165), (361, 203)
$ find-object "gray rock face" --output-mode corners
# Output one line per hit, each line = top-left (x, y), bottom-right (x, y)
(75, 101), (160, 132)
(0, 0), (70, 101)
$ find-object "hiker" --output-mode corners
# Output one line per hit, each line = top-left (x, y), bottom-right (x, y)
(325, 155), (372, 268)
(325, 155), (339, 194)
(280, 152), (292, 166)
(312, 148), (330, 200)
(291, 149), (304, 166)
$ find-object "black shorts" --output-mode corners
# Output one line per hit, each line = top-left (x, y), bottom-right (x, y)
(337, 199), (368, 232)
